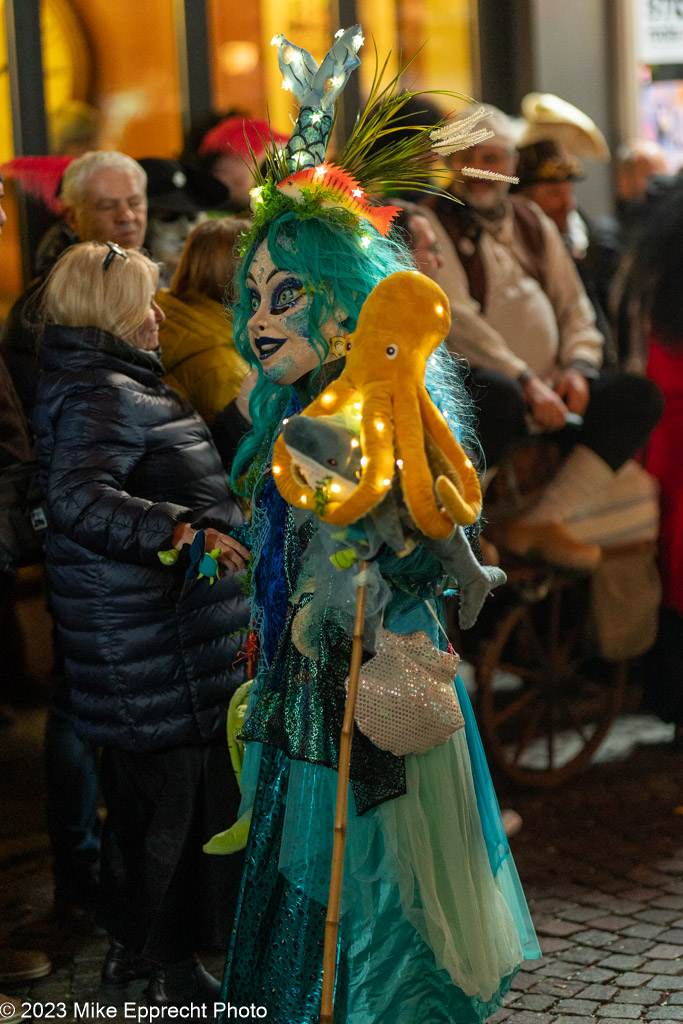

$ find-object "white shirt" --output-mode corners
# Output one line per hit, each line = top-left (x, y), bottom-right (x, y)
(424, 198), (604, 382)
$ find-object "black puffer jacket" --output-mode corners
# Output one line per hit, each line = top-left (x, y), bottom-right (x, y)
(33, 324), (249, 751)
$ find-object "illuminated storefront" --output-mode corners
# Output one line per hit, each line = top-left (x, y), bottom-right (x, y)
(0, 0), (476, 310)
(1, 0), (475, 164)
(1, 0), (636, 313)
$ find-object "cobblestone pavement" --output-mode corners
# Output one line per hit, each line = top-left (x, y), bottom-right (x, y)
(1, 705), (682, 1023)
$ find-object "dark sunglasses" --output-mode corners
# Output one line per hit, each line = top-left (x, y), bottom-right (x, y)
(102, 241), (129, 273)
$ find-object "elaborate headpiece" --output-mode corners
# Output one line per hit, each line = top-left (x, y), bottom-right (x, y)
(239, 27), (513, 252)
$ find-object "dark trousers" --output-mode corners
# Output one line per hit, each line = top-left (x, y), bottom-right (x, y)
(99, 741), (243, 965)
(469, 368), (664, 470)
(44, 698), (101, 895)
(641, 607), (683, 726)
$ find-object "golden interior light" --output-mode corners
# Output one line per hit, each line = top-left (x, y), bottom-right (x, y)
(219, 40), (259, 76)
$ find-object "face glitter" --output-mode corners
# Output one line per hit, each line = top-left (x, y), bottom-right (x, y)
(264, 355), (296, 382)
(283, 304), (310, 339)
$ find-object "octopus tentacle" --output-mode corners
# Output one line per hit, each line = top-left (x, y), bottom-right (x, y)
(418, 389), (482, 525)
(393, 389), (453, 539)
(322, 384), (396, 524)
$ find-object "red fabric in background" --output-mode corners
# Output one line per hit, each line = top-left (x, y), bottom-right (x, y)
(646, 337), (683, 615)
(1, 156), (73, 214)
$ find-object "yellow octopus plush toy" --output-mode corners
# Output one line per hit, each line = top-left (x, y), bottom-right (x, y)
(272, 270), (482, 537)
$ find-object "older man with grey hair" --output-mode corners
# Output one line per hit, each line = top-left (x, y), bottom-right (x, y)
(1, 150), (148, 419)
(60, 150), (148, 251)
(423, 105), (662, 570)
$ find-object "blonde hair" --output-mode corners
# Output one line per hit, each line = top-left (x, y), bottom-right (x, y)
(169, 218), (250, 303)
(41, 242), (158, 344)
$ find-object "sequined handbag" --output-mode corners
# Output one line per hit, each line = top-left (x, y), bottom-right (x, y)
(347, 627), (464, 756)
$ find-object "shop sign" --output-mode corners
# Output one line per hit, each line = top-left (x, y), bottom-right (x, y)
(638, 0), (683, 64)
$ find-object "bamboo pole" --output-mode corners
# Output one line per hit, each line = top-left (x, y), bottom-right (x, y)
(320, 559), (370, 1024)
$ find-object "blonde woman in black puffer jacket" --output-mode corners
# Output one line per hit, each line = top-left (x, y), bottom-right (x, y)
(34, 241), (250, 1007)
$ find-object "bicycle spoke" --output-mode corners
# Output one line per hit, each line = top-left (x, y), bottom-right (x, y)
(556, 691), (593, 743)
(512, 700), (545, 766)
(491, 685), (542, 727)
(515, 609), (549, 667)
(545, 701), (555, 769)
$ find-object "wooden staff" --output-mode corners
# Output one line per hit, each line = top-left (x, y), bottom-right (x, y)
(320, 559), (370, 1024)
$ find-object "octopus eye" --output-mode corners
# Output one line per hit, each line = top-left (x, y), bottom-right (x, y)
(386, 344), (398, 359)
(326, 458), (338, 467)
(346, 341), (352, 352)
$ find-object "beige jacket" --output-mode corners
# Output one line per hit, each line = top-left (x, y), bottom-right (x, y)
(423, 199), (604, 382)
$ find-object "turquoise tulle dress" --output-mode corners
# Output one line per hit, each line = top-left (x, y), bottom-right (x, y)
(220, 407), (540, 1023)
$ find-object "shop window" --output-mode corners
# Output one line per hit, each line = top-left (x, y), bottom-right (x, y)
(64, 0), (183, 159)
(207, 0), (475, 143)
(358, 0), (473, 110)
(208, 0), (331, 137)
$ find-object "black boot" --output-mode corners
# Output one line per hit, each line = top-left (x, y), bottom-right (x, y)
(146, 957), (221, 1007)
(101, 941), (149, 990)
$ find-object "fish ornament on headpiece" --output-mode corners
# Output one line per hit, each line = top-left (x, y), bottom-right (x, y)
(277, 164), (401, 237)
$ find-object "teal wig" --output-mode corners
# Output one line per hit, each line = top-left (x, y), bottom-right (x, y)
(230, 209), (480, 492)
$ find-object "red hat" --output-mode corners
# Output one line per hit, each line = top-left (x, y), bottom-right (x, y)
(199, 117), (288, 160)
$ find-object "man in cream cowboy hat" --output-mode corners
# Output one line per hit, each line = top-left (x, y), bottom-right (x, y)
(514, 92), (609, 258)
(513, 94), (615, 346)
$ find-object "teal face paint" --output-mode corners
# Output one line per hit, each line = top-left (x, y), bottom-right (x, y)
(283, 304), (310, 339)
(263, 356), (296, 382)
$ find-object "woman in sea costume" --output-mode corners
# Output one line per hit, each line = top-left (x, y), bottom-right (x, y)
(217, 27), (540, 1023)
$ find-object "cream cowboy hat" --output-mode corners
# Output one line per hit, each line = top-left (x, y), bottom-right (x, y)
(517, 92), (610, 161)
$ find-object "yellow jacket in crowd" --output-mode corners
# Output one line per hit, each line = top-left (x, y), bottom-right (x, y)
(157, 288), (248, 425)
